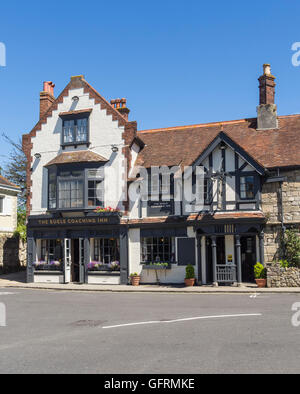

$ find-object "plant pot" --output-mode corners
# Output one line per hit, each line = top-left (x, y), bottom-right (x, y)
(131, 276), (141, 286)
(255, 279), (267, 288)
(184, 278), (195, 287)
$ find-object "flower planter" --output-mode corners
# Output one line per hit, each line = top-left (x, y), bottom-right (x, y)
(255, 279), (267, 288)
(131, 276), (141, 286)
(184, 278), (195, 287)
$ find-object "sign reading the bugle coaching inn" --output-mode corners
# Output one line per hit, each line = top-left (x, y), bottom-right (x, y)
(28, 215), (120, 228)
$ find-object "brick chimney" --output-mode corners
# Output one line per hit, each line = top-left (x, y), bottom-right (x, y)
(40, 81), (55, 118)
(110, 98), (130, 121)
(257, 64), (278, 130)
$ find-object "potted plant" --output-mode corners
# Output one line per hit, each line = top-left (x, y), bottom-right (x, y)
(130, 273), (141, 286)
(184, 265), (195, 287)
(254, 262), (267, 288)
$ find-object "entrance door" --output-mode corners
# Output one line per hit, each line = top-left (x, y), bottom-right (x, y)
(216, 237), (226, 264)
(64, 239), (71, 284)
(241, 236), (256, 283)
(71, 239), (85, 283)
(72, 239), (80, 283)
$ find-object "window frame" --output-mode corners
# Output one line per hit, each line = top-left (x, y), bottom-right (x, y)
(57, 168), (85, 210)
(239, 174), (255, 200)
(60, 114), (90, 147)
(140, 236), (176, 264)
(93, 238), (120, 265)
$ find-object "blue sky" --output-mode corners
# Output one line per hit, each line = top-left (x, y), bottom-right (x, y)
(0, 0), (300, 163)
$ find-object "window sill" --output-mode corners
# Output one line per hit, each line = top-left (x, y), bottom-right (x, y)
(61, 142), (90, 149)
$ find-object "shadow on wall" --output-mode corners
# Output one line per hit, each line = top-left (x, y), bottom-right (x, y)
(0, 236), (26, 275)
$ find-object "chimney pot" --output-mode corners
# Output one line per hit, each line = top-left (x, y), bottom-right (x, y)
(263, 63), (271, 76)
(111, 98), (130, 120)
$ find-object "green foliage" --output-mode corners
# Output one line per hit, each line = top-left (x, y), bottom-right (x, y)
(2, 133), (27, 207)
(148, 262), (169, 267)
(13, 208), (27, 242)
(282, 229), (300, 268)
(254, 262), (266, 279)
(279, 259), (289, 268)
(185, 264), (195, 279)
(130, 272), (139, 277)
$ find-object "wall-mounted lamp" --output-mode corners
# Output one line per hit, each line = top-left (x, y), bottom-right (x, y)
(72, 96), (79, 102)
(34, 153), (41, 159)
(219, 142), (227, 150)
(111, 145), (119, 153)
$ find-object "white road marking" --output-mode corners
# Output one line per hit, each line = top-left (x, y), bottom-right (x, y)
(0, 292), (17, 295)
(102, 313), (262, 329)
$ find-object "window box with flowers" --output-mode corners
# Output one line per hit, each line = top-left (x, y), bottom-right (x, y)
(91, 207), (122, 217)
(142, 262), (172, 270)
(33, 260), (63, 273)
(87, 261), (120, 273)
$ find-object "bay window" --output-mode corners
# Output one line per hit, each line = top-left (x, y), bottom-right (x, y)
(47, 166), (105, 210)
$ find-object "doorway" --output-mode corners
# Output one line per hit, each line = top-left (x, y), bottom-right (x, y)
(240, 236), (256, 283)
(72, 239), (80, 282)
(70, 239), (85, 283)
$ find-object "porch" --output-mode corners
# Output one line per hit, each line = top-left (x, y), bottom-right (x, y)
(196, 222), (265, 287)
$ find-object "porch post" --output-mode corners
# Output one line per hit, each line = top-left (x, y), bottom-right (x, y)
(27, 236), (36, 283)
(211, 236), (218, 287)
(259, 231), (265, 265)
(197, 236), (203, 285)
(235, 235), (242, 286)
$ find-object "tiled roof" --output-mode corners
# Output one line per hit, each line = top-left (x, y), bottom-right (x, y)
(123, 212), (265, 225)
(0, 175), (20, 189)
(45, 150), (108, 166)
(136, 115), (300, 169)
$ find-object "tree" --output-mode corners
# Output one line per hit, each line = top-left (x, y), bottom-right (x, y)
(282, 229), (300, 267)
(2, 133), (27, 207)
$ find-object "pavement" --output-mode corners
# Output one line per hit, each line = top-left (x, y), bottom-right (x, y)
(0, 288), (300, 373)
(1, 271), (300, 293)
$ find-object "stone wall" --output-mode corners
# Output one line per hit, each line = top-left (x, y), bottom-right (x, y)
(261, 169), (300, 263)
(267, 263), (300, 287)
(0, 234), (27, 274)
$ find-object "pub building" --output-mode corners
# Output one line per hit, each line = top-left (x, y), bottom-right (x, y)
(23, 64), (300, 286)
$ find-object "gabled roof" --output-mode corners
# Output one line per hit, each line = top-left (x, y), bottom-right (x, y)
(0, 175), (20, 190)
(45, 151), (108, 166)
(136, 115), (300, 170)
(27, 75), (128, 141)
